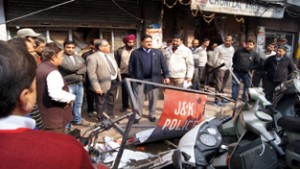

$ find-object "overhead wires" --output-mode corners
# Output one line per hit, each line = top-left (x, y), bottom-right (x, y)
(1, 0), (75, 25)
(111, 0), (144, 23)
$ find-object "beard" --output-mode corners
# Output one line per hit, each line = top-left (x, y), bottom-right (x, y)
(126, 45), (134, 50)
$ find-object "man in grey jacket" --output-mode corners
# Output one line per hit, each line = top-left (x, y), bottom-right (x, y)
(59, 40), (87, 126)
(87, 39), (119, 121)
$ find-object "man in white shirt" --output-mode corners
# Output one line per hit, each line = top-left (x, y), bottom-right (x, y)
(192, 38), (210, 90)
(190, 39), (200, 89)
(165, 34), (194, 87)
(212, 35), (235, 106)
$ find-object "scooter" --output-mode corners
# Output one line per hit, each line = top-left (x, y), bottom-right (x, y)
(132, 87), (299, 169)
(225, 88), (284, 169)
(175, 88), (285, 169)
(213, 70), (300, 169)
(268, 70), (300, 169)
(271, 70), (300, 125)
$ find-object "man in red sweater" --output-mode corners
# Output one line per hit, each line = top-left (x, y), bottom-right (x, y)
(0, 40), (97, 169)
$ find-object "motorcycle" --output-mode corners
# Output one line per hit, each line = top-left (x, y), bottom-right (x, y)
(270, 70), (300, 125)
(129, 87), (300, 169)
(169, 71), (300, 169)
(268, 70), (300, 169)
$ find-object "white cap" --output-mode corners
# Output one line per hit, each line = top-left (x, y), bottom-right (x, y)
(17, 28), (41, 38)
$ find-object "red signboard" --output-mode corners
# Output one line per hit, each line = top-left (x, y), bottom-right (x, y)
(135, 89), (207, 143)
(158, 89), (207, 130)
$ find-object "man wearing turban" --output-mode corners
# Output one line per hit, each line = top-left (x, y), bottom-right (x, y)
(114, 34), (136, 112)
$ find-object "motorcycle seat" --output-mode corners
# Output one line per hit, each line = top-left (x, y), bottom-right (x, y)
(278, 116), (300, 134)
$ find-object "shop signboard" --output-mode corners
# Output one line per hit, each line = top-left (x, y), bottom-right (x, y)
(191, 0), (284, 18)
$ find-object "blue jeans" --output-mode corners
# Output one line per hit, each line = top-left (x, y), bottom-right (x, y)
(68, 82), (84, 124)
(232, 71), (250, 100)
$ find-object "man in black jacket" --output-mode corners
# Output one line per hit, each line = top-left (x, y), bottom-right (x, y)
(114, 34), (136, 112)
(264, 46), (295, 101)
(129, 34), (169, 123)
(232, 40), (260, 101)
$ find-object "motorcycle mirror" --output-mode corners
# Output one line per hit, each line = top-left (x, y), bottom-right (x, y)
(248, 88), (271, 107)
(172, 150), (183, 169)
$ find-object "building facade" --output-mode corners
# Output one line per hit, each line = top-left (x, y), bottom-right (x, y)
(1, 0), (300, 60)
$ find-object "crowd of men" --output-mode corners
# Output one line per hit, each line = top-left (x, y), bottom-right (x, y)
(0, 27), (295, 167)
(0, 30), (95, 168)
(5, 28), (297, 126)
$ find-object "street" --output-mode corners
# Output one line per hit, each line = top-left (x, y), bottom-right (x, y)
(74, 81), (243, 145)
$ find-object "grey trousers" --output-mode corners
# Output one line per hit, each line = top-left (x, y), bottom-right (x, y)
(215, 69), (230, 102)
(95, 80), (117, 120)
(132, 79), (158, 119)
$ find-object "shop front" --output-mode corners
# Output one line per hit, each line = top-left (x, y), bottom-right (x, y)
(2, 0), (143, 52)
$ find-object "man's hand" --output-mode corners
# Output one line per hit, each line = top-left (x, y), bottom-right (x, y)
(95, 89), (104, 95)
(163, 78), (170, 84)
(65, 100), (74, 108)
(186, 78), (192, 83)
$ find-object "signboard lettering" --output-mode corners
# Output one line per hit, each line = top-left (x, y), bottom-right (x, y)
(191, 0), (284, 18)
(158, 89), (206, 131)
